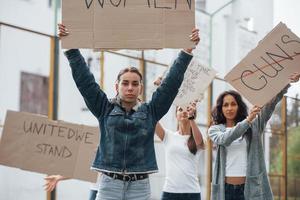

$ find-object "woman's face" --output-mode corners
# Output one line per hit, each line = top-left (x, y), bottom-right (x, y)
(115, 72), (143, 104)
(222, 94), (238, 121)
(176, 107), (189, 121)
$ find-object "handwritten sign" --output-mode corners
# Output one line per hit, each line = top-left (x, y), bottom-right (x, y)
(62, 0), (195, 49)
(225, 22), (300, 106)
(0, 111), (99, 182)
(173, 58), (216, 106)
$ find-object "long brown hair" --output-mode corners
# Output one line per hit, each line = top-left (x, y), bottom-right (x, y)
(187, 132), (197, 155)
(176, 107), (197, 155)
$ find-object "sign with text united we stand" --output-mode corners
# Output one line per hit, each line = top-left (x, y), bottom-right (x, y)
(0, 110), (99, 182)
(62, 0), (195, 49)
(225, 22), (300, 107)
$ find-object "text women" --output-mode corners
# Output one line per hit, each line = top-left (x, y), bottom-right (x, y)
(84, 0), (192, 10)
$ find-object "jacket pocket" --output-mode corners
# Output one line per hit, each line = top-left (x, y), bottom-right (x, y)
(248, 172), (265, 199)
(101, 173), (114, 183)
(107, 109), (124, 132)
(132, 111), (148, 131)
(132, 111), (147, 119)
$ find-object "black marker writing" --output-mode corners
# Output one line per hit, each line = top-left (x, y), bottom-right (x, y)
(36, 143), (72, 159)
(84, 0), (192, 10)
(23, 121), (95, 145)
(239, 35), (300, 91)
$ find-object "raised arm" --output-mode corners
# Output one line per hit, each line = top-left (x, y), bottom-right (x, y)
(190, 119), (205, 149)
(155, 122), (165, 141)
(251, 85), (289, 134)
(208, 119), (251, 146)
(149, 28), (199, 122)
(188, 102), (206, 149)
(252, 72), (300, 133)
(59, 24), (109, 119)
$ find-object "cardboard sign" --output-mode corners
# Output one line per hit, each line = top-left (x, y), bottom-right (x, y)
(62, 0), (195, 49)
(173, 58), (216, 106)
(225, 22), (300, 106)
(0, 111), (99, 182)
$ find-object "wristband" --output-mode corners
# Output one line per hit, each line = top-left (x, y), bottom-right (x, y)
(188, 115), (195, 120)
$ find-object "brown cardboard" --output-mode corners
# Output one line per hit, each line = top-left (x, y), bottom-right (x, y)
(0, 110), (99, 182)
(225, 22), (300, 107)
(62, 0), (195, 49)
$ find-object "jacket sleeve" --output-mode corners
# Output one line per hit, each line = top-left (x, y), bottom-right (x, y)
(64, 49), (109, 119)
(252, 84), (290, 134)
(149, 50), (193, 122)
(208, 119), (251, 146)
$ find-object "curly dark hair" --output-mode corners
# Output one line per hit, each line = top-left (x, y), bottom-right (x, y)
(211, 90), (248, 125)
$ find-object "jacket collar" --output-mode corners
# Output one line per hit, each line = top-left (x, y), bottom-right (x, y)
(112, 96), (141, 111)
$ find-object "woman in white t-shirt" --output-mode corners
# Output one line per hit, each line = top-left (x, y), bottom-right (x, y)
(155, 103), (206, 200)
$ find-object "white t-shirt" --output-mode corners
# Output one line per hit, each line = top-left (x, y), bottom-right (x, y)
(162, 129), (201, 193)
(225, 128), (247, 177)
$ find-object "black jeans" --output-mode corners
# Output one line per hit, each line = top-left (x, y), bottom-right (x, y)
(161, 192), (201, 200)
(225, 183), (245, 200)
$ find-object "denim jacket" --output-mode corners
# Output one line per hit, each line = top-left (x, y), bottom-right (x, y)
(64, 49), (193, 174)
(208, 85), (289, 200)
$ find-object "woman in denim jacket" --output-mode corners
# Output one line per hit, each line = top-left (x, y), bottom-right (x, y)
(58, 24), (199, 200)
(208, 72), (300, 200)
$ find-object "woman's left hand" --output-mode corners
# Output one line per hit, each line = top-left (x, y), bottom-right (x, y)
(247, 105), (262, 123)
(184, 28), (200, 53)
(289, 72), (300, 83)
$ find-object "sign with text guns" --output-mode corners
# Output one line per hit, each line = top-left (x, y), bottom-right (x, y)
(0, 110), (99, 182)
(62, 0), (195, 49)
(225, 22), (300, 107)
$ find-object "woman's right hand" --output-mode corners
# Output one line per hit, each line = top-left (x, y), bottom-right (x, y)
(187, 101), (197, 120)
(247, 105), (261, 123)
(44, 175), (65, 192)
(58, 24), (69, 38)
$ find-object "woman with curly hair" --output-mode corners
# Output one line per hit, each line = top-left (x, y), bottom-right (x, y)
(208, 72), (300, 200)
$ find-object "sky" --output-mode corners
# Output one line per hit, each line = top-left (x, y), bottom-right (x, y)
(274, 0), (300, 98)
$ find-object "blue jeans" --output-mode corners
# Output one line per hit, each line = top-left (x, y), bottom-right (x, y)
(89, 189), (97, 200)
(161, 192), (201, 200)
(225, 183), (245, 200)
(96, 174), (151, 200)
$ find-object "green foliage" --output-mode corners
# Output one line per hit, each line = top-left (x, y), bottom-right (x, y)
(269, 126), (300, 175)
(287, 126), (300, 176)
(269, 135), (283, 174)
